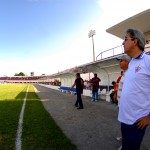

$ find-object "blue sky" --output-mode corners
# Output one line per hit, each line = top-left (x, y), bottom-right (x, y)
(0, 0), (149, 76)
(0, 0), (99, 58)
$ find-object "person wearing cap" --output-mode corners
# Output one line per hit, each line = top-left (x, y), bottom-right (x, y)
(116, 55), (131, 84)
(115, 55), (131, 105)
(118, 29), (150, 150)
(69, 73), (84, 109)
(111, 55), (131, 105)
(115, 54), (131, 149)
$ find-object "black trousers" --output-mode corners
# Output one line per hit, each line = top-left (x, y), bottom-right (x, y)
(75, 92), (83, 108)
(121, 122), (147, 150)
(110, 93), (115, 103)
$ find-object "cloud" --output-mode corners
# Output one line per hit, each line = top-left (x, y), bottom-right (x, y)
(98, 0), (150, 24)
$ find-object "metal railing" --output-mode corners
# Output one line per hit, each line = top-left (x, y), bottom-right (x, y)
(96, 45), (124, 61)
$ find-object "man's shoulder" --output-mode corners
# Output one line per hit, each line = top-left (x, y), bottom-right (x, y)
(80, 77), (83, 81)
(97, 77), (101, 81)
(143, 52), (150, 63)
(76, 77), (83, 81)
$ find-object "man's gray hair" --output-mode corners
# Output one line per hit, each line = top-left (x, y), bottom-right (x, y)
(126, 29), (145, 51)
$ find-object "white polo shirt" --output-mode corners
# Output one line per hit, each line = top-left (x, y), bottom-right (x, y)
(117, 74), (124, 107)
(118, 52), (150, 124)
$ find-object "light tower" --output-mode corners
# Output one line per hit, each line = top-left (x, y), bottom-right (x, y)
(88, 30), (96, 62)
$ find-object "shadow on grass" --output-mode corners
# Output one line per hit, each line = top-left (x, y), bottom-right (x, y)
(0, 85), (76, 150)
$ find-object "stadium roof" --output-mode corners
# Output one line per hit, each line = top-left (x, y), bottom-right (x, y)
(106, 9), (150, 39)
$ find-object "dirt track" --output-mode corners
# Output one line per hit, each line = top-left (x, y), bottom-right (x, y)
(34, 84), (150, 150)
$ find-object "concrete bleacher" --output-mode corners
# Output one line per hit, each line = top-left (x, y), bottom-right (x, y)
(0, 76), (42, 80)
(39, 84), (113, 102)
(0, 76), (44, 84)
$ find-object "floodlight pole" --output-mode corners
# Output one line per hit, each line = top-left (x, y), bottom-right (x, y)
(88, 30), (96, 62)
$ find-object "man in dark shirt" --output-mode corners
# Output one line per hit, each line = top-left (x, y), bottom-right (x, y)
(90, 73), (101, 101)
(69, 73), (84, 109)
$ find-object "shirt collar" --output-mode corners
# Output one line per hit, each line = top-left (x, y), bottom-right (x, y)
(135, 52), (145, 59)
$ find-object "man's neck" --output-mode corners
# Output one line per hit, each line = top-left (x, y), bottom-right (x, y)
(129, 49), (143, 58)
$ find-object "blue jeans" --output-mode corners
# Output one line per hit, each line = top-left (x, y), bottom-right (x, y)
(121, 122), (147, 150)
(92, 88), (99, 100)
(75, 92), (83, 108)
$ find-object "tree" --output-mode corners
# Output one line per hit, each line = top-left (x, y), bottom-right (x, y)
(14, 72), (26, 76)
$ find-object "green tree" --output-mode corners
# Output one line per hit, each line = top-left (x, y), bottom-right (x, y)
(14, 72), (26, 76)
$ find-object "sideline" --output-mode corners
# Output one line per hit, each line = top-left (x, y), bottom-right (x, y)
(15, 86), (29, 150)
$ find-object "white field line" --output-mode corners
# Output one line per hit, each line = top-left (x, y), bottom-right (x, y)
(15, 86), (29, 150)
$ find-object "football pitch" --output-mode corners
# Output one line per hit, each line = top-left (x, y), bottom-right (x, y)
(0, 84), (76, 150)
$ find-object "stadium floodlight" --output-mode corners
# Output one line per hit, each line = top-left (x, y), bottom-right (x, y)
(88, 30), (96, 62)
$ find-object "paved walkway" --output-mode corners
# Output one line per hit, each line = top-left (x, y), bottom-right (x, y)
(34, 84), (150, 150)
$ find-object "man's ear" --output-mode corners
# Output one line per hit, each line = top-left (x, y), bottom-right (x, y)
(133, 38), (138, 46)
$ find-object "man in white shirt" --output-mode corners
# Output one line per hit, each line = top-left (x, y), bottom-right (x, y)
(118, 29), (150, 150)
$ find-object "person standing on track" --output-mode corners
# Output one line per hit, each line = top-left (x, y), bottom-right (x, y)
(118, 28), (150, 150)
(69, 73), (84, 109)
(90, 73), (101, 102)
